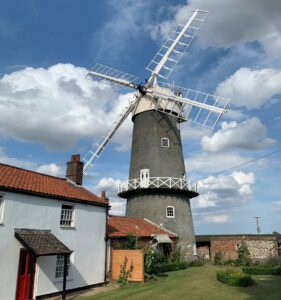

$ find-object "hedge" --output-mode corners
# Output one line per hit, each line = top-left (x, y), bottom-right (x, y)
(154, 262), (188, 273)
(217, 269), (253, 287)
(242, 266), (281, 276)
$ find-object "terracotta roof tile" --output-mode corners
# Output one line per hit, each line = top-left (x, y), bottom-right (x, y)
(107, 215), (177, 238)
(0, 163), (108, 206)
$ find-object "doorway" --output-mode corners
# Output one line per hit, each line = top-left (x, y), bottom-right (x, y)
(16, 249), (36, 300)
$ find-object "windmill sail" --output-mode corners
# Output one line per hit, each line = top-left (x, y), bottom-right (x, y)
(146, 9), (208, 82)
(88, 63), (138, 89)
(152, 83), (229, 129)
(83, 98), (137, 174)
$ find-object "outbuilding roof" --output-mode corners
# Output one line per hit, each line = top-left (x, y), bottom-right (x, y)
(0, 163), (108, 207)
(107, 215), (177, 238)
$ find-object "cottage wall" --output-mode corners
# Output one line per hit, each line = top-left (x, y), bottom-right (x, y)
(0, 191), (107, 300)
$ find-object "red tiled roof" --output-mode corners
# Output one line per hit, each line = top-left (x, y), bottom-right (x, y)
(107, 215), (177, 238)
(0, 163), (108, 206)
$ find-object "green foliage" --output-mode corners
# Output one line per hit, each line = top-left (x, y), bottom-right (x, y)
(236, 242), (251, 266)
(117, 257), (133, 286)
(123, 233), (139, 250)
(263, 255), (281, 267)
(168, 246), (182, 263)
(217, 269), (253, 287)
(144, 248), (167, 276)
(242, 266), (281, 276)
(153, 262), (188, 273)
(213, 251), (224, 265)
(188, 258), (205, 267)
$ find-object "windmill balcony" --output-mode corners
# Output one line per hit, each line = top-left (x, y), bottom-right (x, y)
(118, 177), (198, 195)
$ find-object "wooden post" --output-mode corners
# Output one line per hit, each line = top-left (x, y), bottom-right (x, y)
(62, 254), (68, 300)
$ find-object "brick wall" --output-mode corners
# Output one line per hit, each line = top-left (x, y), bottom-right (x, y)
(211, 239), (241, 261)
(209, 236), (278, 262)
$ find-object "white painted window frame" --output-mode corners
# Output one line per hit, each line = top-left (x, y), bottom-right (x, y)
(193, 243), (197, 256)
(161, 137), (170, 148)
(166, 206), (175, 218)
(54, 253), (73, 282)
(60, 203), (75, 228)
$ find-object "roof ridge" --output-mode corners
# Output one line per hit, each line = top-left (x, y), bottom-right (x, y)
(0, 162), (66, 181)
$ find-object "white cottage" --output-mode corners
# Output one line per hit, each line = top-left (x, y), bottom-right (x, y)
(0, 154), (109, 300)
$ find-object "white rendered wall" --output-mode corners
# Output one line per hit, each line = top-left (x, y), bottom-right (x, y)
(0, 191), (107, 300)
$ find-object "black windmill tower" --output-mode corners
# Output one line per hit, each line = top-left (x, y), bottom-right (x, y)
(83, 9), (229, 259)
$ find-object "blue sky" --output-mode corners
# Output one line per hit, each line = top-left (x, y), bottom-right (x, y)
(0, 0), (281, 234)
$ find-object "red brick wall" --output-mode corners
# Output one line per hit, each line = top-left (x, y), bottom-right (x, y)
(211, 239), (241, 261)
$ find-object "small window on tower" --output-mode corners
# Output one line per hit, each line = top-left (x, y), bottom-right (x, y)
(166, 206), (175, 218)
(161, 138), (169, 148)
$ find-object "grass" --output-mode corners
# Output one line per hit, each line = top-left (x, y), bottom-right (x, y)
(81, 265), (281, 300)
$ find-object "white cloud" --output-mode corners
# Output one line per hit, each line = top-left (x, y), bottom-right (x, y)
(150, 0), (281, 58)
(201, 118), (276, 153)
(97, 177), (122, 195)
(36, 163), (63, 177)
(0, 64), (134, 150)
(193, 171), (255, 211)
(205, 214), (230, 224)
(186, 152), (247, 174)
(216, 68), (281, 109)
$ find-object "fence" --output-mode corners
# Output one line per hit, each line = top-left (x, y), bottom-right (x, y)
(111, 249), (144, 282)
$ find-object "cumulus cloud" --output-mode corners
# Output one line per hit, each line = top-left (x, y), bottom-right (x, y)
(36, 163), (63, 177)
(0, 147), (64, 177)
(193, 171), (255, 212)
(205, 214), (230, 224)
(95, 176), (126, 215)
(186, 152), (248, 174)
(150, 0), (281, 58)
(216, 68), (281, 109)
(201, 118), (276, 153)
(0, 64), (134, 150)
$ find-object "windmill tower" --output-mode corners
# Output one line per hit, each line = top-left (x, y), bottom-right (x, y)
(83, 9), (229, 259)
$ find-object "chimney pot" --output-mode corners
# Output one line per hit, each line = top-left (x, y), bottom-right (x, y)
(101, 191), (106, 198)
(66, 154), (84, 185)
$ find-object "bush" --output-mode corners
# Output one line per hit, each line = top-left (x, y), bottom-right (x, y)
(117, 257), (133, 286)
(236, 242), (251, 266)
(214, 251), (224, 265)
(217, 269), (253, 287)
(154, 262), (188, 273)
(188, 258), (205, 267)
(242, 266), (281, 276)
(263, 256), (281, 267)
(144, 248), (167, 276)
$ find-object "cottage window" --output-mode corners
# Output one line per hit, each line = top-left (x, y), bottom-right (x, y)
(166, 206), (175, 218)
(0, 195), (4, 223)
(161, 137), (169, 148)
(60, 204), (74, 227)
(55, 254), (71, 279)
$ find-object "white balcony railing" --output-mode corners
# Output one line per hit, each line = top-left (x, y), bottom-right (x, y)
(118, 177), (197, 194)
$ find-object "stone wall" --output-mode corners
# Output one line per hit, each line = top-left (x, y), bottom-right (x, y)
(245, 239), (278, 263)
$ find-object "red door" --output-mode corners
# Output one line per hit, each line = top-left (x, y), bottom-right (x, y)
(16, 249), (36, 300)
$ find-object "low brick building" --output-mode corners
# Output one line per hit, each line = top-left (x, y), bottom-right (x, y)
(107, 215), (177, 252)
(196, 234), (279, 263)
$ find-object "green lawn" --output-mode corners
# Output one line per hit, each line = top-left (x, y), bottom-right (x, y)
(81, 265), (281, 300)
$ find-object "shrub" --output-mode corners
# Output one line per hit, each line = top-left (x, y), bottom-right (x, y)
(144, 248), (167, 276)
(188, 258), (205, 267)
(154, 262), (188, 273)
(236, 242), (251, 266)
(117, 257), (133, 286)
(217, 269), (253, 287)
(214, 251), (224, 265)
(263, 255), (281, 267)
(123, 233), (139, 250)
(242, 266), (281, 276)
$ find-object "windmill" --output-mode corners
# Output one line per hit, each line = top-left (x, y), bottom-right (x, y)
(83, 9), (229, 259)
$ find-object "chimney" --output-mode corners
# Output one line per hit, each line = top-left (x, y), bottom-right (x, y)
(66, 154), (84, 185)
